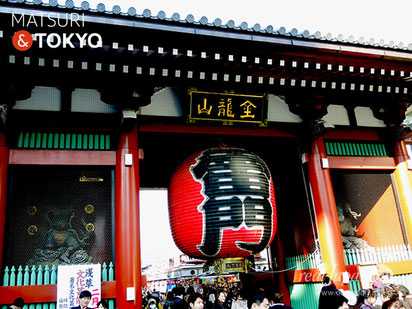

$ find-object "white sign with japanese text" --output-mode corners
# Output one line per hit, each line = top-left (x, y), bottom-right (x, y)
(57, 264), (101, 309)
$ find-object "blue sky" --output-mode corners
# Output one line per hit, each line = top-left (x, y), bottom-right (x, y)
(65, 0), (412, 45)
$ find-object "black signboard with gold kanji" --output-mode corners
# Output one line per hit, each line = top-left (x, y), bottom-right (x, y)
(189, 90), (268, 126)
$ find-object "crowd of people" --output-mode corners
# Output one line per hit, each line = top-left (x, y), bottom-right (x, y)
(143, 272), (412, 309)
(319, 273), (412, 309)
(143, 284), (293, 309)
(5, 271), (412, 309)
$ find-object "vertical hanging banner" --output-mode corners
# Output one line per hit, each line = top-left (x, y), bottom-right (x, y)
(57, 264), (101, 309)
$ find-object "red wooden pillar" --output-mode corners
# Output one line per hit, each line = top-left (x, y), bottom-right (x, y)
(115, 125), (142, 309)
(393, 140), (412, 244)
(308, 138), (347, 289)
(0, 131), (9, 269)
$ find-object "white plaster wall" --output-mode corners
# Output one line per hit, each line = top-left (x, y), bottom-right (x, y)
(72, 88), (117, 113)
(355, 106), (386, 127)
(267, 94), (302, 123)
(13, 86), (61, 111)
(139, 88), (182, 117)
(322, 105), (350, 126)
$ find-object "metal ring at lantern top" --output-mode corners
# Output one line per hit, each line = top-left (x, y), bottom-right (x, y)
(28, 225), (38, 235)
(85, 204), (94, 213)
(86, 223), (95, 232)
(27, 205), (37, 216)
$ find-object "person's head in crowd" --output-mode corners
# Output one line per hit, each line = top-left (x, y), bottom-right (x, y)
(357, 289), (377, 305)
(322, 275), (332, 286)
(186, 286), (195, 296)
(97, 299), (108, 309)
(397, 285), (410, 300)
(79, 290), (92, 308)
(384, 299), (406, 309)
(236, 290), (246, 301)
(341, 290), (357, 307)
(174, 287), (185, 299)
(152, 289), (160, 301)
(248, 290), (270, 309)
(371, 274), (383, 289)
(273, 293), (285, 304)
(188, 293), (204, 309)
(148, 298), (158, 309)
(235, 290), (247, 307)
(166, 292), (175, 301)
(10, 298), (25, 309)
(380, 284), (399, 303)
(216, 290), (227, 305)
(381, 272), (392, 284)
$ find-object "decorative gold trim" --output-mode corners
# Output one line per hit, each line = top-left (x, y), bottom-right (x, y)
(259, 119), (269, 127)
(222, 257), (246, 274)
(85, 204), (95, 214)
(86, 223), (95, 232)
(187, 87), (197, 95)
(79, 176), (103, 182)
(27, 225), (38, 235)
(27, 205), (37, 216)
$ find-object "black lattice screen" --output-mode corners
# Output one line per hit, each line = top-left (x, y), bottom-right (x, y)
(4, 166), (114, 267)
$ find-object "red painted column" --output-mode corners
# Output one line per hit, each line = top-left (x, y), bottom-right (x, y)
(0, 131), (9, 269)
(115, 125), (142, 309)
(393, 140), (412, 244)
(308, 138), (347, 289)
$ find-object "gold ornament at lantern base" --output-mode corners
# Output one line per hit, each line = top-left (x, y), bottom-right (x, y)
(203, 257), (253, 275)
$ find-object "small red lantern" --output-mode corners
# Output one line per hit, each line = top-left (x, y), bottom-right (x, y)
(167, 281), (170, 285)
(171, 281), (175, 285)
(169, 147), (277, 259)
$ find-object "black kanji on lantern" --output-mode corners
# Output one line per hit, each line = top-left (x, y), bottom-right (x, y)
(190, 148), (273, 256)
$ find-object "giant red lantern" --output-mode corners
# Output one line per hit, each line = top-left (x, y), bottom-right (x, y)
(168, 147), (277, 259)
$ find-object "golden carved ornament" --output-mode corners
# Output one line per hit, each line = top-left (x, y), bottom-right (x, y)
(27, 206), (37, 216)
(86, 223), (95, 232)
(27, 225), (38, 235)
(85, 204), (95, 214)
